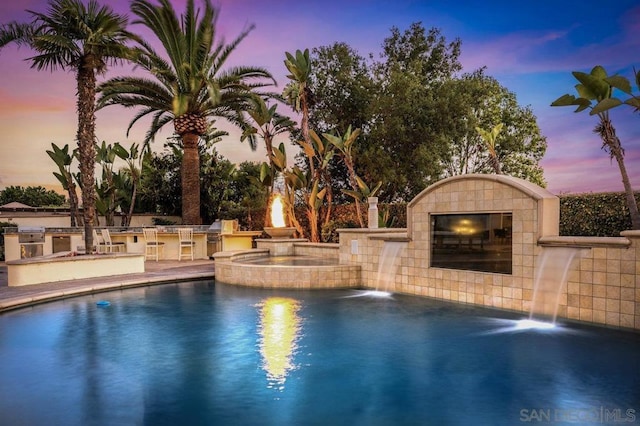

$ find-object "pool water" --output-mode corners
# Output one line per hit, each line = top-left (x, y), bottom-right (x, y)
(0, 281), (638, 426)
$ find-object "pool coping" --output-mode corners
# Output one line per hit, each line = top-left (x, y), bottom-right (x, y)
(0, 260), (215, 313)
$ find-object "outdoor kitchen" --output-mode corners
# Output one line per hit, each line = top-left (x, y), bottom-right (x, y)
(3, 221), (262, 262)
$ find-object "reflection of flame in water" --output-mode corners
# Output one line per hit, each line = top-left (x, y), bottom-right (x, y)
(257, 297), (302, 389)
(270, 195), (286, 228)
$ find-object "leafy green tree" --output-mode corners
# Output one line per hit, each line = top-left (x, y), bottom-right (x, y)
(364, 24), (462, 201)
(47, 143), (82, 226)
(0, 185), (65, 207)
(307, 24), (546, 201)
(137, 145), (182, 216)
(552, 65), (640, 229)
(0, 0), (133, 252)
(438, 70), (546, 185)
(308, 43), (375, 206)
(98, 0), (275, 225)
(309, 43), (374, 134)
(215, 161), (268, 229)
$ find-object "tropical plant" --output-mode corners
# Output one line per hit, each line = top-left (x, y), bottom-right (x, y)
(305, 129), (335, 230)
(283, 48), (337, 241)
(551, 65), (640, 229)
(95, 141), (128, 226)
(116, 142), (143, 226)
(47, 143), (82, 226)
(476, 123), (504, 174)
(323, 126), (381, 227)
(0, 0), (133, 252)
(97, 0), (276, 225)
(241, 96), (295, 224)
(271, 143), (304, 236)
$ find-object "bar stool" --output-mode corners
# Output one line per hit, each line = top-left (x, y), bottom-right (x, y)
(178, 228), (195, 261)
(143, 228), (165, 261)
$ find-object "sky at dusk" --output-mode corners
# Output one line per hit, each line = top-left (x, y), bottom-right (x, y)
(0, 0), (638, 196)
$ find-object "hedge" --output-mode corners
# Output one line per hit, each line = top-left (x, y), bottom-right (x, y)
(558, 191), (639, 237)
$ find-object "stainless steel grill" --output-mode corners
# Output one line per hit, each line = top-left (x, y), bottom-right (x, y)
(18, 226), (45, 258)
(207, 221), (222, 257)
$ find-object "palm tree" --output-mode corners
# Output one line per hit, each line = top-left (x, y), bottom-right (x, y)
(98, 0), (276, 225)
(552, 66), (640, 229)
(0, 0), (132, 252)
(283, 49), (313, 172)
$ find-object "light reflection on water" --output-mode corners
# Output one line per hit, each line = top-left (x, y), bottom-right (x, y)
(256, 297), (302, 390)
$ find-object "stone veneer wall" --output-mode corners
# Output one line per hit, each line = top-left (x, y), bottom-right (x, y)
(338, 174), (640, 331)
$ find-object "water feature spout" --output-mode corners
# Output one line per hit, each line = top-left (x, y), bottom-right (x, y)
(375, 241), (407, 292)
(529, 247), (582, 324)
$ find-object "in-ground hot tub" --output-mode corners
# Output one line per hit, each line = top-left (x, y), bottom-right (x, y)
(213, 249), (361, 289)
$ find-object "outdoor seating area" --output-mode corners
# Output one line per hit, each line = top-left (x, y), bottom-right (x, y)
(2, 226), (221, 262)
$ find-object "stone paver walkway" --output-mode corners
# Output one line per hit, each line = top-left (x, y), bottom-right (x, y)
(0, 260), (215, 312)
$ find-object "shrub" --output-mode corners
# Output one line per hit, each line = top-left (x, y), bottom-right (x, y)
(559, 192), (639, 237)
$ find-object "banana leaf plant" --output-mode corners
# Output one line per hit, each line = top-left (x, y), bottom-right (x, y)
(47, 143), (82, 226)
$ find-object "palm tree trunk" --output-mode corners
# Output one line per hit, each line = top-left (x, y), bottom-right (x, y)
(600, 118), (640, 229)
(181, 133), (201, 224)
(77, 64), (97, 252)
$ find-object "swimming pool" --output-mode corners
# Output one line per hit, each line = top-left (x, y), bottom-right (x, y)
(0, 281), (638, 425)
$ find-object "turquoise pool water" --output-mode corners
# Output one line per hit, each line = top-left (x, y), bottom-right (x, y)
(0, 281), (638, 425)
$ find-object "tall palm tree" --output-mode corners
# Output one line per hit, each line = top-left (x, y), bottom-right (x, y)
(0, 0), (132, 252)
(98, 0), (276, 224)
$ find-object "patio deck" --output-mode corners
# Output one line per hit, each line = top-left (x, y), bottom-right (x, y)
(0, 259), (215, 312)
